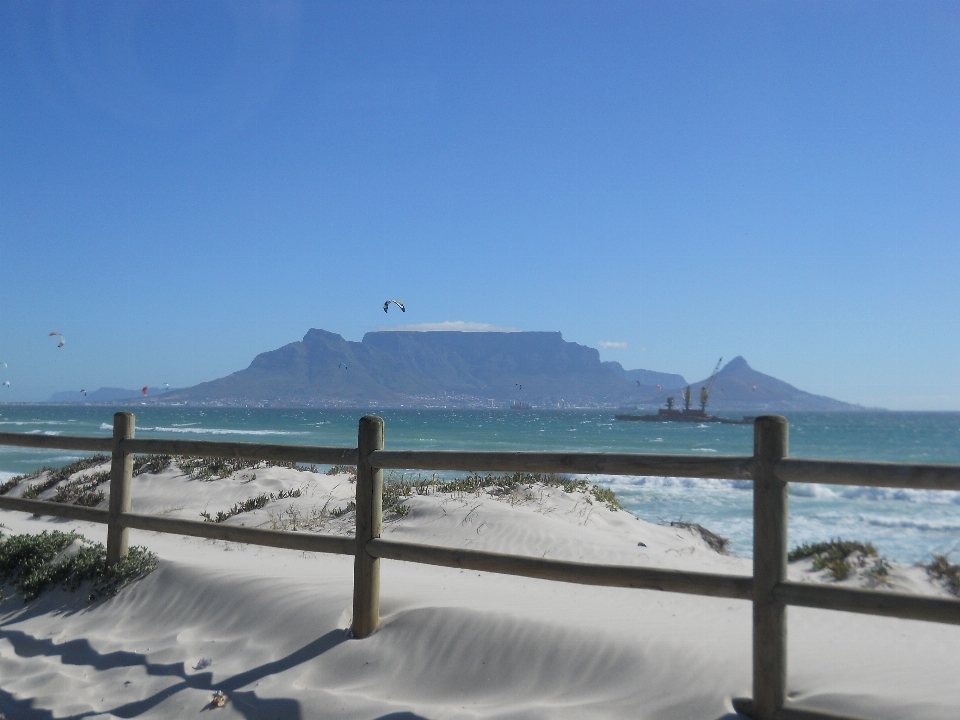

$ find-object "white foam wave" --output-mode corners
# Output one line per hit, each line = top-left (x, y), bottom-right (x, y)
(793, 483), (960, 505)
(137, 426), (309, 437)
(583, 474), (753, 492)
(585, 474), (960, 506)
(858, 515), (960, 532)
(0, 420), (71, 426)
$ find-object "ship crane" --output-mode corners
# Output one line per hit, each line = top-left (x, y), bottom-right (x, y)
(700, 357), (723, 412)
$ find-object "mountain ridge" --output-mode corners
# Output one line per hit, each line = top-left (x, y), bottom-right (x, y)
(146, 329), (864, 411)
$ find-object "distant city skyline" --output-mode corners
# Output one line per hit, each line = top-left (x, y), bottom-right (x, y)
(1, 2), (958, 409)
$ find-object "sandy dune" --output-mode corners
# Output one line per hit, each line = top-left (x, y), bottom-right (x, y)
(0, 463), (957, 718)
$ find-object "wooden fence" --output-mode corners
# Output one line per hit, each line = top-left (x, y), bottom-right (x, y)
(0, 412), (958, 720)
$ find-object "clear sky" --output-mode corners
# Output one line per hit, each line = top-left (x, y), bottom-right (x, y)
(1, 1), (958, 409)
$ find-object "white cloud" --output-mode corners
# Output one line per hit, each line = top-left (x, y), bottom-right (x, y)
(380, 321), (522, 333)
(598, 341), (628, 349)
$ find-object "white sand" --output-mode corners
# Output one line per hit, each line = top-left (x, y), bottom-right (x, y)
(0, 462), (958, 719)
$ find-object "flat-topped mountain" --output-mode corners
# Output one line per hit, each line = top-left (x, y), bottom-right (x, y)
(168, 329), (637, 406)
(155, 329), (863, 411)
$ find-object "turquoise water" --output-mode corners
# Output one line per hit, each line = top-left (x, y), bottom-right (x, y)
(1, 406), (958, 563)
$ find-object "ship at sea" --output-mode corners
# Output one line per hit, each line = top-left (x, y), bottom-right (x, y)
(616, 358), (753, 425)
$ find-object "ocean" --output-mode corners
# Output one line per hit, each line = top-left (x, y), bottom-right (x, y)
(1, 405), (958, 564)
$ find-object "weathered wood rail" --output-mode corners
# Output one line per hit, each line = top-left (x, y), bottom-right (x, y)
(0, 412), (958, 720)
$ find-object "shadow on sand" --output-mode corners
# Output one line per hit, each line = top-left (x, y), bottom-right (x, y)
(0, 624), (348, 719)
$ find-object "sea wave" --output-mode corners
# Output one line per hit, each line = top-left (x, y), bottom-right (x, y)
(858, 515), (960, 532)
(139, 426), (310, 436)
(0, 420), (72, 426)
(584, 473), (960, 505)
(583, 474), (754, 492)
(27, 430), (62, 436)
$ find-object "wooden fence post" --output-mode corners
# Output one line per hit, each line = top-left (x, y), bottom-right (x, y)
(352, 415), (383, 638)
(752, 415), (789, 718)
(106, 411), (135, 565)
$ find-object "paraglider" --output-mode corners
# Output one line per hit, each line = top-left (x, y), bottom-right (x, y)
(80, 389), (87, 396)
(383, 300), (405, 313)
(338, 363), (348, 370)
(0, 362), (7, 369)
(2, 381), (9, 388)
(656, 384), (662, 392)
(48, 332), (65, 348)
(751, 384), (757, 392)
(141, 386), (149, 396)
(515, 383), (522, 391)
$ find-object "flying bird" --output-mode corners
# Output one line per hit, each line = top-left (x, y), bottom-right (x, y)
(383, 300), (405, 313)
(48, 332), (65, 348)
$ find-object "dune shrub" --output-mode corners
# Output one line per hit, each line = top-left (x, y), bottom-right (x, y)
(788, 539), (877, 581)
(924, 555), (960, 596)
(0, 531), (158, 603)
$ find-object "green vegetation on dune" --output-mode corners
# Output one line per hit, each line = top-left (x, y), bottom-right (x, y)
(789, 539), (878, 581)
(0, 531), (158, 603)
(924, 555), (960, 596)
(380, 471), (624, 515)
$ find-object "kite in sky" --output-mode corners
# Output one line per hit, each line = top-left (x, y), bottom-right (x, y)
(48, 332), (65, 348)
(383, 300), (405, 313)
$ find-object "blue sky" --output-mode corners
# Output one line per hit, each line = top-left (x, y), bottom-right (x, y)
(1, 1), (958, 409)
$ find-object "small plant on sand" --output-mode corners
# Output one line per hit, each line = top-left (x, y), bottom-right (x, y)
(175, 456), (303, 481)
(133, 455), (172, 476)
(590, 486), (624, 511)
(200, 487), (304, 523)
(383, 475), (413, 516)
(864, 557), (893, 586)
(0, 530), (158, 603)
(924, 555), (960, 596)
(0, 467), (45, 496)
(331, 501), (356, 518)
(326, 465), (357, 480)
(788, 539), (877, 581)
(389, 471), (623, 511)
(671, 521), (730, 555)
(19, 455), (111, 500)
(51, 470), (110, 507)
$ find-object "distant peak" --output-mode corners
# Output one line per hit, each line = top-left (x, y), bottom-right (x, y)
(303, 328), (346, 342)
(720, 356), (751, 374)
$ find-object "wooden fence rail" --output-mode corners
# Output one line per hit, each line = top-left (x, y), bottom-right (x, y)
(0, 412), (957, 720)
